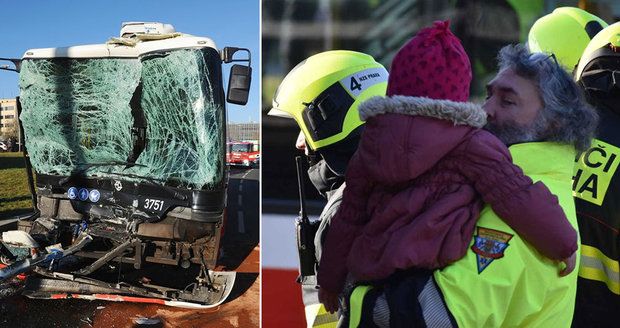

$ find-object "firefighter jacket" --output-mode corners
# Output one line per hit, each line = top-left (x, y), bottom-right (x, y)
(572, 107), (620, 327)
(301, 180), (345, 327)
(434, 142), (579, 327)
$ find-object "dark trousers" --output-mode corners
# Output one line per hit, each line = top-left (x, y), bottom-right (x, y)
(353, 269), (456, 328)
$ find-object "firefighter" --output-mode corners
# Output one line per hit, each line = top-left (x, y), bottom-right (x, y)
(341, 44), (598, 327)
(528, 8), (620, 326)
(571, 21), (620, 327)
(528, 7), (607, 72)
(268, 50), (388, 327)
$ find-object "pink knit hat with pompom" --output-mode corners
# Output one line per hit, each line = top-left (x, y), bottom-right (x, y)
(387, 20), (472, 102)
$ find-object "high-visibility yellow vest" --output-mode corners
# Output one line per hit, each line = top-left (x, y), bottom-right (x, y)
(434, 142), (579, 327)
(305, 303), (339, 328)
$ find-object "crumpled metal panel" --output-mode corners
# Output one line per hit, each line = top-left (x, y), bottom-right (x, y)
(19, 48), (224, 189)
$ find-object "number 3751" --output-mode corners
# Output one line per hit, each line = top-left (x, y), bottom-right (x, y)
(144, 198), (164, 211)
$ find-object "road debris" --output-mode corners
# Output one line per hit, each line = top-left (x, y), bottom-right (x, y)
(133, 316), (161, 325)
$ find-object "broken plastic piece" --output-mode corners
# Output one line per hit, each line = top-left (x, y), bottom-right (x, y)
(1, 230), (39, 262)
(1, 231), (39, 248)
(0, 234), (92, 282)
(133, 317), (161, 325)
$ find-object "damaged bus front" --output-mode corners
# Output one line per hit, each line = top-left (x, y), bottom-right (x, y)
(0, 22), (252, 307)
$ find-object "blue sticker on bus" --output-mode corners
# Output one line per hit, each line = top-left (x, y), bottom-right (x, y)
(89, 189), (100, 203)
(68, 187), (78, 200)
(78, 188), (89, 201)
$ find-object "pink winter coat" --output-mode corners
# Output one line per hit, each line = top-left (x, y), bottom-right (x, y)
(317, 96), (578, 294)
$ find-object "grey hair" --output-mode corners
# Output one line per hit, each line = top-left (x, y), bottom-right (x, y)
(497, 44), (598, 153)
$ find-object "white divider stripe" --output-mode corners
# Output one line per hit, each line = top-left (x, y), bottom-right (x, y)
(262, 213), (319, 269)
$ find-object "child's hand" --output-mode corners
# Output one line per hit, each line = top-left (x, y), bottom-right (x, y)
(318, 287), (340, 313)
(559, 251), (577, 277)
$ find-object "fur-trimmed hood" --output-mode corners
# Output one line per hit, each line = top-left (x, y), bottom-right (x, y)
(359, 95), (487, 128)
(349, 94), (491, 187)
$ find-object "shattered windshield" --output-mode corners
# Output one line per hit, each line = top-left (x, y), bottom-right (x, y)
(19, 47), (225, 189)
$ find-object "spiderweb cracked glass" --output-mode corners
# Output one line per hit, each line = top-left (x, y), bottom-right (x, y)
(128, 49), (224, 188)
(19, 58), (139, 176)
(19, 48), (224, 189)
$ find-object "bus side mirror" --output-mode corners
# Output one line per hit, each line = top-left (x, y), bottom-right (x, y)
(227, 64), (251, 105)
(0, 58), (21, 73)
(221, 47), (251, 106)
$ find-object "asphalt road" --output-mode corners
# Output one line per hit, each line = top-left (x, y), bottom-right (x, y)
(0, 167), (260, 328)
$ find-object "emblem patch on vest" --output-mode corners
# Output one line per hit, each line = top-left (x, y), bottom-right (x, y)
(471, 227), (513, 274)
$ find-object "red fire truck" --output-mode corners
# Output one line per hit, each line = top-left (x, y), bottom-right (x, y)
(227, 141), (259, 167)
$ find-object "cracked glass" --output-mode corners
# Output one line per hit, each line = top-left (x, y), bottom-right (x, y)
(19, 47), (225, 189)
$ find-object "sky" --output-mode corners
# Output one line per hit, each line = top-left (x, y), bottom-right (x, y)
(0, 0), (260, 123)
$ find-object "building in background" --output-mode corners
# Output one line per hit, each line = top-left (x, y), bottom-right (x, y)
(227, 122), (260, 141)
(0, 98), (18, 140)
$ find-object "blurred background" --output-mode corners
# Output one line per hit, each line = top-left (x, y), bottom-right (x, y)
(262, 0), (620, 204)
(261, 0), (620, 326)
